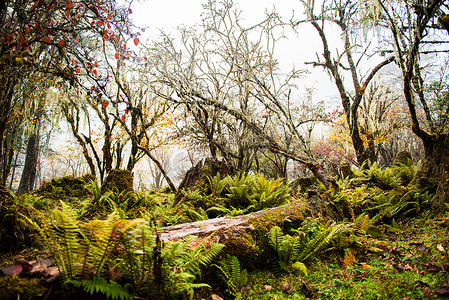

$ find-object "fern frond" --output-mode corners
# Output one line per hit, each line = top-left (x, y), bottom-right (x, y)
(268, 226), (285, 254)
(68, 277), (133, 300)
(213, 255), (247, 296)
(342, 250), (357, 269)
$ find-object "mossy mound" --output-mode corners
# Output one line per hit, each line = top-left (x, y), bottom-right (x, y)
(100, 169), (134, 195)
(178, 158), (234, 192)
(0, 181), (20, 254)
(33, 174), (95, 199)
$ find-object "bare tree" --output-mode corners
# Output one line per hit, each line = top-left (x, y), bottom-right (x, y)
(147, 0), (337, 188)
(293, 0), (396, 165)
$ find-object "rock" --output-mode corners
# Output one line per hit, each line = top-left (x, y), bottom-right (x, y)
(211, 294), (224, 300)
(290, 176), (318, 195)
(178, 158), (234, 192)
(101, 169), (134, 195)
(33, 174), (95, 199)
(281, 281), (291, 293)
(394, 151), (413, 166)
(174, 158), (234, 204)
(339, 161), (354, 179)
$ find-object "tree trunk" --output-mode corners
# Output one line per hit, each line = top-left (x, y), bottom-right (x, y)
(413, 134), (449, 215)
(17, 131), (40, 195)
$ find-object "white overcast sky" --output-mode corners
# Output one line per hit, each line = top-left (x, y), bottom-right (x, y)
(129, 0), (342, 106)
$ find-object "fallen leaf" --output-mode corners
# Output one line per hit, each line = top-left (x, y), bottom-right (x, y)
(44, 266), (59, 277)
(436, 286), (449, 296)
(264, 285), (272, 291)
(281, 281), (291, 293)
(211, 295), (223, 300)
(437, 244), (445, 252)
(0, 265), (23, 276)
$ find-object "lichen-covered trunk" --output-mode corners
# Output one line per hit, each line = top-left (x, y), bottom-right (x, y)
(17, 132), (40, 195)
(414, 134), (449, 215)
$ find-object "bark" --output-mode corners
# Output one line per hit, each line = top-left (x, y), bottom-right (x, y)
(413, 134), (449, 215)
(17, 132), (40, 194)
(159, 201), (308, 267)
(17, 108), (44, 194)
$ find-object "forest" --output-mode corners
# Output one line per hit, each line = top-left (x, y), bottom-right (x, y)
(0, 0), (448, 299)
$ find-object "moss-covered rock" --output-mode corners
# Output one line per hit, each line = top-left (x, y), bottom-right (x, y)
(394, 151), (413, 166)
(289, 176), (318, 196)
(33, 174), (95, 199)
(101, 169), (134, 195)
(0, 276), (43, 300)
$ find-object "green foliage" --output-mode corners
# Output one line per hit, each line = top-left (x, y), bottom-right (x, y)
(213, 255), (248, 297)
(223, 173), (291, 213)
(25, 205), (144, 281)
(206, 173), (227, 197)
(268, 220), (352, 273)
(162, 236), (225, 298)
(392, 160), (421, 186)
(68, 277), (132, 300)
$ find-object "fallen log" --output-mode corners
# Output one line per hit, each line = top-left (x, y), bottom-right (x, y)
(160, 201), (312, 268)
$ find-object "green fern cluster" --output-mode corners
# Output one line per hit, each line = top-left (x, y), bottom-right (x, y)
(26, 203), (145, 282)
(206, 173), (291, 216)
(268, 220), (352, 273)
(349, 161), (422, 190)
(213, 255), (248, 297)
(120, 223), (224, 299)
(26, 207), (225, 299)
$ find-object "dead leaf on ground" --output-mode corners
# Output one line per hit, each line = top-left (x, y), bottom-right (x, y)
(0, 264), (23, 276)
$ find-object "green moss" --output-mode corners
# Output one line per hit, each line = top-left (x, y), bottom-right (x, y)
(101, 169), (134, 195)
(33, 174), (95, 200)
(0, 276), (43, 300)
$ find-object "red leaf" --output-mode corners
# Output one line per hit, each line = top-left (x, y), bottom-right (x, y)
(64, 10), (70, 17)
(74, 66), (80, 74)
(114, 53), (119, 59)
(122, 115), (126, 121)
(58, 39), (66, 47)
(42, 37), (51, 43)
(107, 14), (112, 20)
(129, 8), (132, 14)
(102, 101), (109, 109)
(94, 61), (98, 67)
(5, 33), (14, 44)
(90, 86), (95, 90)
(65, 0), (74, 9)
(133, 37), (139, 46)
(93, 69), (97, 76)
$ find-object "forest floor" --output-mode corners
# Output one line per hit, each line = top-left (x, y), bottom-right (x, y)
(1, 165), (449, 299)
(240, 217), (449, 299)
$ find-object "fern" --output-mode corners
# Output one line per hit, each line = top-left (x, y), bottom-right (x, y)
(206, 173), (227, 196)
(269, 221), (352, 272)
(213, 255), (248, 297)
(162, 236), (225, 298)
(342, 250), (357, 269)
(68, 276), (132, 300)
